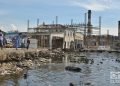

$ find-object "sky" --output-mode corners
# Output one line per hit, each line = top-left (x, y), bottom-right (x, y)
(0, 0), (120, 36)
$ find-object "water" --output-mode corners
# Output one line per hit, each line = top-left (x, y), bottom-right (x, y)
(0, 52), (120, 86)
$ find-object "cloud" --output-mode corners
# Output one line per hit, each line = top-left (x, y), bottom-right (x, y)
(73, 1), (109, 11)
(10, 24), (18, 31)
(0, 26), (5, 31)
(0, 25), (10, 32)
(70, 0), (120, 11)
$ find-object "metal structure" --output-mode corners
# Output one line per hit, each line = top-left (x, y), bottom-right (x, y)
(27, 10), (102, 49)
(64, 10), (101, 49)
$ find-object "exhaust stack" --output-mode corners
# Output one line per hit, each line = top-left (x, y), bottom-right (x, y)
(87, 10), (92, 35)
(118, 21), (120, 39)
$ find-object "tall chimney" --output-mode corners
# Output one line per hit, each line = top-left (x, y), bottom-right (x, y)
(87, 10), (92, 35)
(88, 10), (91, 25)
(118, 21), (120, 39)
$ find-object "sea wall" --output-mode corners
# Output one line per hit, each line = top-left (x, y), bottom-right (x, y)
(0, 48), (65, 75)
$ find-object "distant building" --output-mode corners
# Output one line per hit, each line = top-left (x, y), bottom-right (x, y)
(84, 34), (119, 50)
(28, 24), (76, 49)
(75, 32), (84, 49)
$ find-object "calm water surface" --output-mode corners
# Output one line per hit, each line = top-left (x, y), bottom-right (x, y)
(0, 52), (120, 86)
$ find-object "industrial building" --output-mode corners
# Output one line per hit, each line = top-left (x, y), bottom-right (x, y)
(26, 10), (120, 50)
(83, 10), (120, 50)
(28, 23), (83, 49)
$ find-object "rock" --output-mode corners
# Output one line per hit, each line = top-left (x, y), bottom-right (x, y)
(116, 58), (120, 63)
(16, 67), (23, 74)
(90, 59), (94, 64)
(0, 49), (65, 75)
(102, 59), (105, 61)
(24, 73), (27, 79)
(80, 57), (89, 64)
(84, 82), (91, 85)
(69, 83), (74, 86)
(65, 66), (81, 72)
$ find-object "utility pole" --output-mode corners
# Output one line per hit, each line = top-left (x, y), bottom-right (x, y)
(37, 18), (39, 27)
(99, 16), (101, 46)
(71, 19), (73, 26)
(27, 20), (29, 32)
(56, 16), (58, 26)
(52, 21), (54, 25)
(84, 13), (87, 48)
(107, 30), (109, 46)
(99, 16), (101, 36)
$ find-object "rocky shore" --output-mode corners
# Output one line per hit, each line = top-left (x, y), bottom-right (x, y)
(0, 48), (65, 76)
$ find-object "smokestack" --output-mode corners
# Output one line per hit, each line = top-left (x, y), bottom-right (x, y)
(88, 10), (91, 25)
(37, 19), (39, 27)
(118, 21), (120, 39)
(87, 10), (92, 35)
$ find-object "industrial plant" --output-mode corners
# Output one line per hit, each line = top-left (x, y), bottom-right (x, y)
(25, 10), (119, 50)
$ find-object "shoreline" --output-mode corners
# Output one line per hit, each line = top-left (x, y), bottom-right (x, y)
(0, 48), (119, 76)
(0, 48), (64, 76)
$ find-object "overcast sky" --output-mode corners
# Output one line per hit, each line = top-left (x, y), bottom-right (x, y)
(0, 0), (120, 35)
